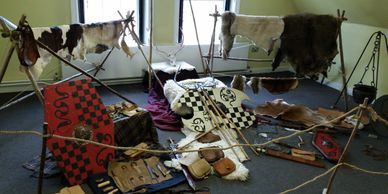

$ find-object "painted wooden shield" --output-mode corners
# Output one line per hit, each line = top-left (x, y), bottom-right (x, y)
(177, 87), (256, 132)
(44, 79), (115, 185)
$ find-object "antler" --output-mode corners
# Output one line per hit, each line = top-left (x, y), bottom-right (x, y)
(153, 28), (184, 66)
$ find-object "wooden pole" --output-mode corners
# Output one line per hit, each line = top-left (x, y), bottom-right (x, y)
(148, 0), (154, 91)
(188, 0), (208, 75)
(337, 9), (349, 111)
(37, 123), (48, 194)
(0, 44), (15, 83)
(36, 40), (138, 106)
(325, 98), (368, 193)
(24, 66), (44, 104)
(202, 91), (260, 156)
(197, 90), (246, 162)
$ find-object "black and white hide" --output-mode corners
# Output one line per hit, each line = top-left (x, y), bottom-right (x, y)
(29, 20), (129, 79)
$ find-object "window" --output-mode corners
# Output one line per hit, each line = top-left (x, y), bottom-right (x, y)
(179, 0), (233, 45)
(77, 0), (147, 43)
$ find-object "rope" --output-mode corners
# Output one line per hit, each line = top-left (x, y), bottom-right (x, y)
(0, 105), (360, 155)
(368, 107), (388, 126)
(1, 105), (388, 194)
(280, 162), (388, 194)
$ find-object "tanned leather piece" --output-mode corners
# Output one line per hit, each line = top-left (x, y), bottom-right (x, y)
(196, 132), (221, 143)
(213, 157), (236, 176)
(198, 146), (225, 163)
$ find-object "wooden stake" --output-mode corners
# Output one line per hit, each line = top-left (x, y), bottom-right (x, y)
(202, 90), (259, 156)
(197, 90), (248, 162)
(37, 123), (48, 194)
(336, 9), (349, 111)
(325, 98), (368, 193)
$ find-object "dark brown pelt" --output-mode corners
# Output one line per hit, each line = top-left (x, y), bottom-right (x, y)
(230, 74), (246, 92)
(248, 77), (260, 94)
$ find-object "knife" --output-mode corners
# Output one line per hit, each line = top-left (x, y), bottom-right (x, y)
(168, 138), (196, 190)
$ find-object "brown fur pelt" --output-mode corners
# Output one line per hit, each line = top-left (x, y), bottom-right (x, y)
(260, 77), (299, 94)
(272, 13), (340, 77)
(230, 74), (246, 92)
(247, 77), (260, 94)
(220, 11), (236, 59)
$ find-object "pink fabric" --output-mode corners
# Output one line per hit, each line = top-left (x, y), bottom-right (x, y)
(145, 88), (183, 131)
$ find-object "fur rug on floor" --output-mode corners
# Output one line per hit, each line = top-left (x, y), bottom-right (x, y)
(176, 128), (249, 181)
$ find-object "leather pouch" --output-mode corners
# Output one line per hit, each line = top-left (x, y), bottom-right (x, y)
(187, 158), (211, 180)
(198, 146), (224, 163)
(196, 132), (221, 143)
(213, 157), (236, 176)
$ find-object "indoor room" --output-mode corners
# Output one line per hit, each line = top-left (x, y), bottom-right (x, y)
(0, 0), (387, 193)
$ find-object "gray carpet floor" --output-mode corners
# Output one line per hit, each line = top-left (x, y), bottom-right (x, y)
(0, 73), (388, 194)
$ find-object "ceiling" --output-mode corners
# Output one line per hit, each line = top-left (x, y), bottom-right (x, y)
(291, 0), (388, 29)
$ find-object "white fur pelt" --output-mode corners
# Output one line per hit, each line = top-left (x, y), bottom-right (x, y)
(163, 77), (227, 115)
(177, 128), (249, 181)
(220, 11), (284, 58)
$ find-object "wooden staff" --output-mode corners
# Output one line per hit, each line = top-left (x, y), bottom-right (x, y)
(197, 90), (248, 162)
(336, 9), (349, 111)
(202, 90), (260, 156)
(201, 91), (252, 159)
(179, 126), (217, 149)
(37, 123), (48, 194)
(325, 98), (368, 193)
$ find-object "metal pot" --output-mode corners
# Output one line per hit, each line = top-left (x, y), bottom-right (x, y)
(352, 84), (377, 104)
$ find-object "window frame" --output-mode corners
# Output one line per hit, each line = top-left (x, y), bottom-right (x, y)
(75, 0), (147, 43)
(178, 0), (232, 44)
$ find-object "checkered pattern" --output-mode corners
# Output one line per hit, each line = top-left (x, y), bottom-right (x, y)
(178, 89), (214, 112)
(225, 107), (256, 129)
(68, 80), (112, 129)
(51, 141), (93, 184)
(44, 79), (115, 185)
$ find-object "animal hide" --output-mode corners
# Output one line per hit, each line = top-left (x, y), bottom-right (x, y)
(272, 13), (340, 77)
(26, 20), (130, 79)
(177, 128), (249, 181)
(247, 77), (260, 94)
(230, 74), (246, 92)
(255, 99), (332, 127)
(220, 11), (284, 59)
(248, 77), (299, 95)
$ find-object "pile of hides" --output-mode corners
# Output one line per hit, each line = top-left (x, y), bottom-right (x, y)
(164, 77), (226, 115)
(247, 77), (299, 95)
(175, 128), (249, 181)
(255, 99), (331, 127)
(25, 20), (134, 79)
(272, 13), (340, 77)
(220, 12), (340, 77)
(220, 11), (284, 58)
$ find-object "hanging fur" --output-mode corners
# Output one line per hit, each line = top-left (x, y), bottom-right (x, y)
(260, 77), (299, 94)
(272, 13), (340, 77)
(230, 74), (246, 92)
(220, 11), (236, 59)
(220, 11), (284, 59)
(247, 77), (260, 95)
